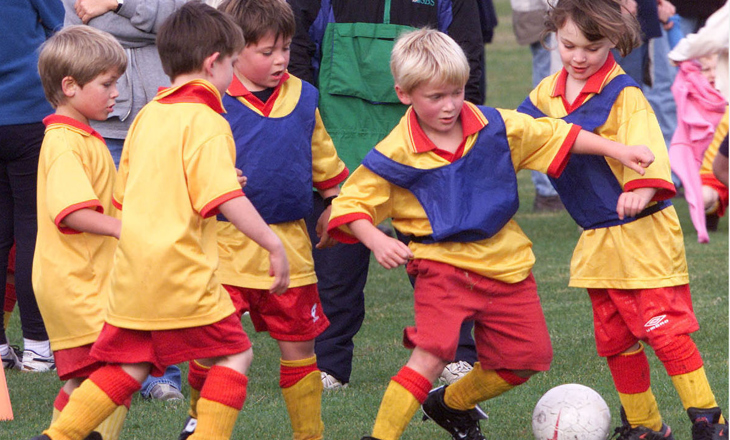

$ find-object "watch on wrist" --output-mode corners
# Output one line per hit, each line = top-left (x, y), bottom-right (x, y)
(115, 0), (123, 13)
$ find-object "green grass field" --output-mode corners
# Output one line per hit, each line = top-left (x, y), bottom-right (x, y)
(2, 1), (728, 439)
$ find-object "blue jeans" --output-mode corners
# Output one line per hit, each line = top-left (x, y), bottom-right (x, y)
(530, 39), (560, 197)
(643, 31), (677, 150)
(104, 137), (124, 169)
(140, 365), (182, 398)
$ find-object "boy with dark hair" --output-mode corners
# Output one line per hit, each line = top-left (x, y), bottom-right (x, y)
(179, 1), (348, 438)
(28, 3), (289, 440)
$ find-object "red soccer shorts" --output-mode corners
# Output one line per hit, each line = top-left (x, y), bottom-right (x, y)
(588, 284), (699, 357)
(54, 344), (104, 381)
(404, 259), (553, 372)
(90, 313), (251, 376)
(224, 284), (329, 341)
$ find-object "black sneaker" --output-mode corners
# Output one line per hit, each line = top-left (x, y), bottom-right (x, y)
(611, 407), (675, 440)
(29, 432), (101, 440)
(422, 385), (488, 440)
(688, 407), (728, 440)
(178, 416), (197, 440)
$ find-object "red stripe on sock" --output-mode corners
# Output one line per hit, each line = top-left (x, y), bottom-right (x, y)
(188, 360), (209, 391)
(654, 335), (704, 376)
(607, 349), (651, 394)
(496, 369), (529, 386)
(89, 365), (142, 406)
(200, 365), (248, 410)
(279, 362), (318, 388)
(391, 366), (432, 404)
(54, 389), (70, 411)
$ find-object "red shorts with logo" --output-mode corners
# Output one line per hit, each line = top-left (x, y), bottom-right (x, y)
(224, 284), (329, 341)
(404, 259), (553, 371)
(588, 284), (699, 357)
(54, 344), (104, 381)
(90, 313), (251, 376)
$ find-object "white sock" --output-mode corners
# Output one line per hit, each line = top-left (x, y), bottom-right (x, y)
(0, 343), (9, 357)
(23, 338), (51, 357)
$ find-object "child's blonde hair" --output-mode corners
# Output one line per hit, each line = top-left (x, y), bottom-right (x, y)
(38, 25), (127, 108)
(543, 0), (641, 57)
(390, 28), (469, 94)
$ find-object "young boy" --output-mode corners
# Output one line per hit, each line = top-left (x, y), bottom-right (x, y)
(178, 1), (347, 439)
(326, 29), (655, 440)
(28, 4), (290, 440)
(34, 25), (128, 440)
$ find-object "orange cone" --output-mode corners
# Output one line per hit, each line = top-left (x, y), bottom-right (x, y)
(0, 364), (13, 420)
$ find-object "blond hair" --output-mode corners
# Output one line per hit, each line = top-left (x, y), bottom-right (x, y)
(390, 28), (469, 94)
(38, 25), (127, 108)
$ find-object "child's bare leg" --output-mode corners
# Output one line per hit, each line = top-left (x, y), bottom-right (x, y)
(189, 349), (252, 440)
(43, 363), (147, 440)
(371, 347), (445, 440)
(278, 340), (324, 440)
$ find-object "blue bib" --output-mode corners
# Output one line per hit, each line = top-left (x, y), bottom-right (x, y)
(362, 106), (518, 243)
(218, 83), (317, 224)
(517, 75), (671, 229)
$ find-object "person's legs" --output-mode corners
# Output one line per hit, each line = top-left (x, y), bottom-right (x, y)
(306, 193), (369, 385)
(279, 340), (324, 440)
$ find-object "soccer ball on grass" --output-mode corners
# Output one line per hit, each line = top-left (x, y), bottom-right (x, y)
(532, 383), (611, 440)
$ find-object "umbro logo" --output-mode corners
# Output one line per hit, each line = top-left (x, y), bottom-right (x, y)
(644, 314), (669, 332)
(311, 304), (320, 323)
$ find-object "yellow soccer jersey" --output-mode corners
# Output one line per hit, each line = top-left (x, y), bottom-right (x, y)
(216, 74), (348, 289)
(109, 80), (241, 330)
(33, 115), (118, 350)
(527, 55), (688, 289)
(329, 101), (580, 283)
(700, 106), (729, 176)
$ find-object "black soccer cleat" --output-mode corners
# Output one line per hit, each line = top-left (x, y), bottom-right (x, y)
(178, 416), (197, 440)
(29, 432), (101, 440)
(611, 407), (675, 440)
(422, 385), (488, 440)
(688, 407), (728, 440)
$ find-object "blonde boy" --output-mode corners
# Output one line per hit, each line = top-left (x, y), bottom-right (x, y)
(179, 1), (348, 439)
(326, 29), (655, 440)
(35, 25), (127, 440)
(30, 4), (289, 440)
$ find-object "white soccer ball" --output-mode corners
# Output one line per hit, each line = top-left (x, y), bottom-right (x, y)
(532, 384), (611, 440)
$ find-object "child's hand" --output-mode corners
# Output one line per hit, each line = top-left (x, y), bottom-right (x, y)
(74, 0), (117, 24)
(314, 207), (337, 249)
(618, 145), (655, 175)
(267, 244), (290, 294)
(370, 234), (413, 269)
(236, 169), (248, 188)
(616, 188), (655, 219)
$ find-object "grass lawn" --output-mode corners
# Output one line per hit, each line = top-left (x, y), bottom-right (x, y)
(2, 0), (727, 439)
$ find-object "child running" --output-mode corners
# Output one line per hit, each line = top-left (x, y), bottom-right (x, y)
(33, 25), (127, 440)
(327, 28), (655, 440)
(28, 3), (289, 440)
(517, 0), (728, 438)
(178, 1), (348, 439)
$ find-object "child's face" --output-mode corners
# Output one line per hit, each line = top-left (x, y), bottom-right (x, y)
(396, 80), (465, 138)
(557, 17), (615, 84)
(699, 54), (718, 88)
(64, 70), (121, 124)
(209, 53), (237, 96)
(234, 31), (291, 91)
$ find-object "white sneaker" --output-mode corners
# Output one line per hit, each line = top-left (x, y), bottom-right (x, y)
(439, 361), (473, 385)
(1, 346), (21, 371)
(148, 383), (184, 401)
(21, 349), (56, 372)
(321, 371), (348, 390)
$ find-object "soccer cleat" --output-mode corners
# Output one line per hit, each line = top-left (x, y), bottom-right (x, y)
(28, 432), (102, 440)
(439, 361), (473, 385)
(611, 407), (675, 440)
(178, 416), (197, 440)
(422, 385), (488, 440)
(21, 349), (55, 372)
(148, 383), (184, 401)
(321, 371), (348, 390)
(688, 407), (728, 440)
(360, 437), (382, 440)
(2, 345), (21, 370)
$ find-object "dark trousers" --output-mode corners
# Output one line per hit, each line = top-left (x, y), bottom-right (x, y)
(306, 193), (369, 383)
(0, 122), (48, 343)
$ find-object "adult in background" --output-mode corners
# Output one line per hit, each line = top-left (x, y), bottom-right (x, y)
(62, 0), (187, 401)
(0, 0), (63, 372)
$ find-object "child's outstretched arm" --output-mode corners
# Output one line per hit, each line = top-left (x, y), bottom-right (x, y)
(571, 130), (655, 175)
(349, 219), (413, 269)
(63, 208), (121, 239)
(219, 196), (290, 294)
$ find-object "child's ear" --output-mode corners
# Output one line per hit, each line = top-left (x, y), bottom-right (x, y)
(394, 84), (412, 105)
(61, 76), (78, 97)
(202, 51), (221, 75)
